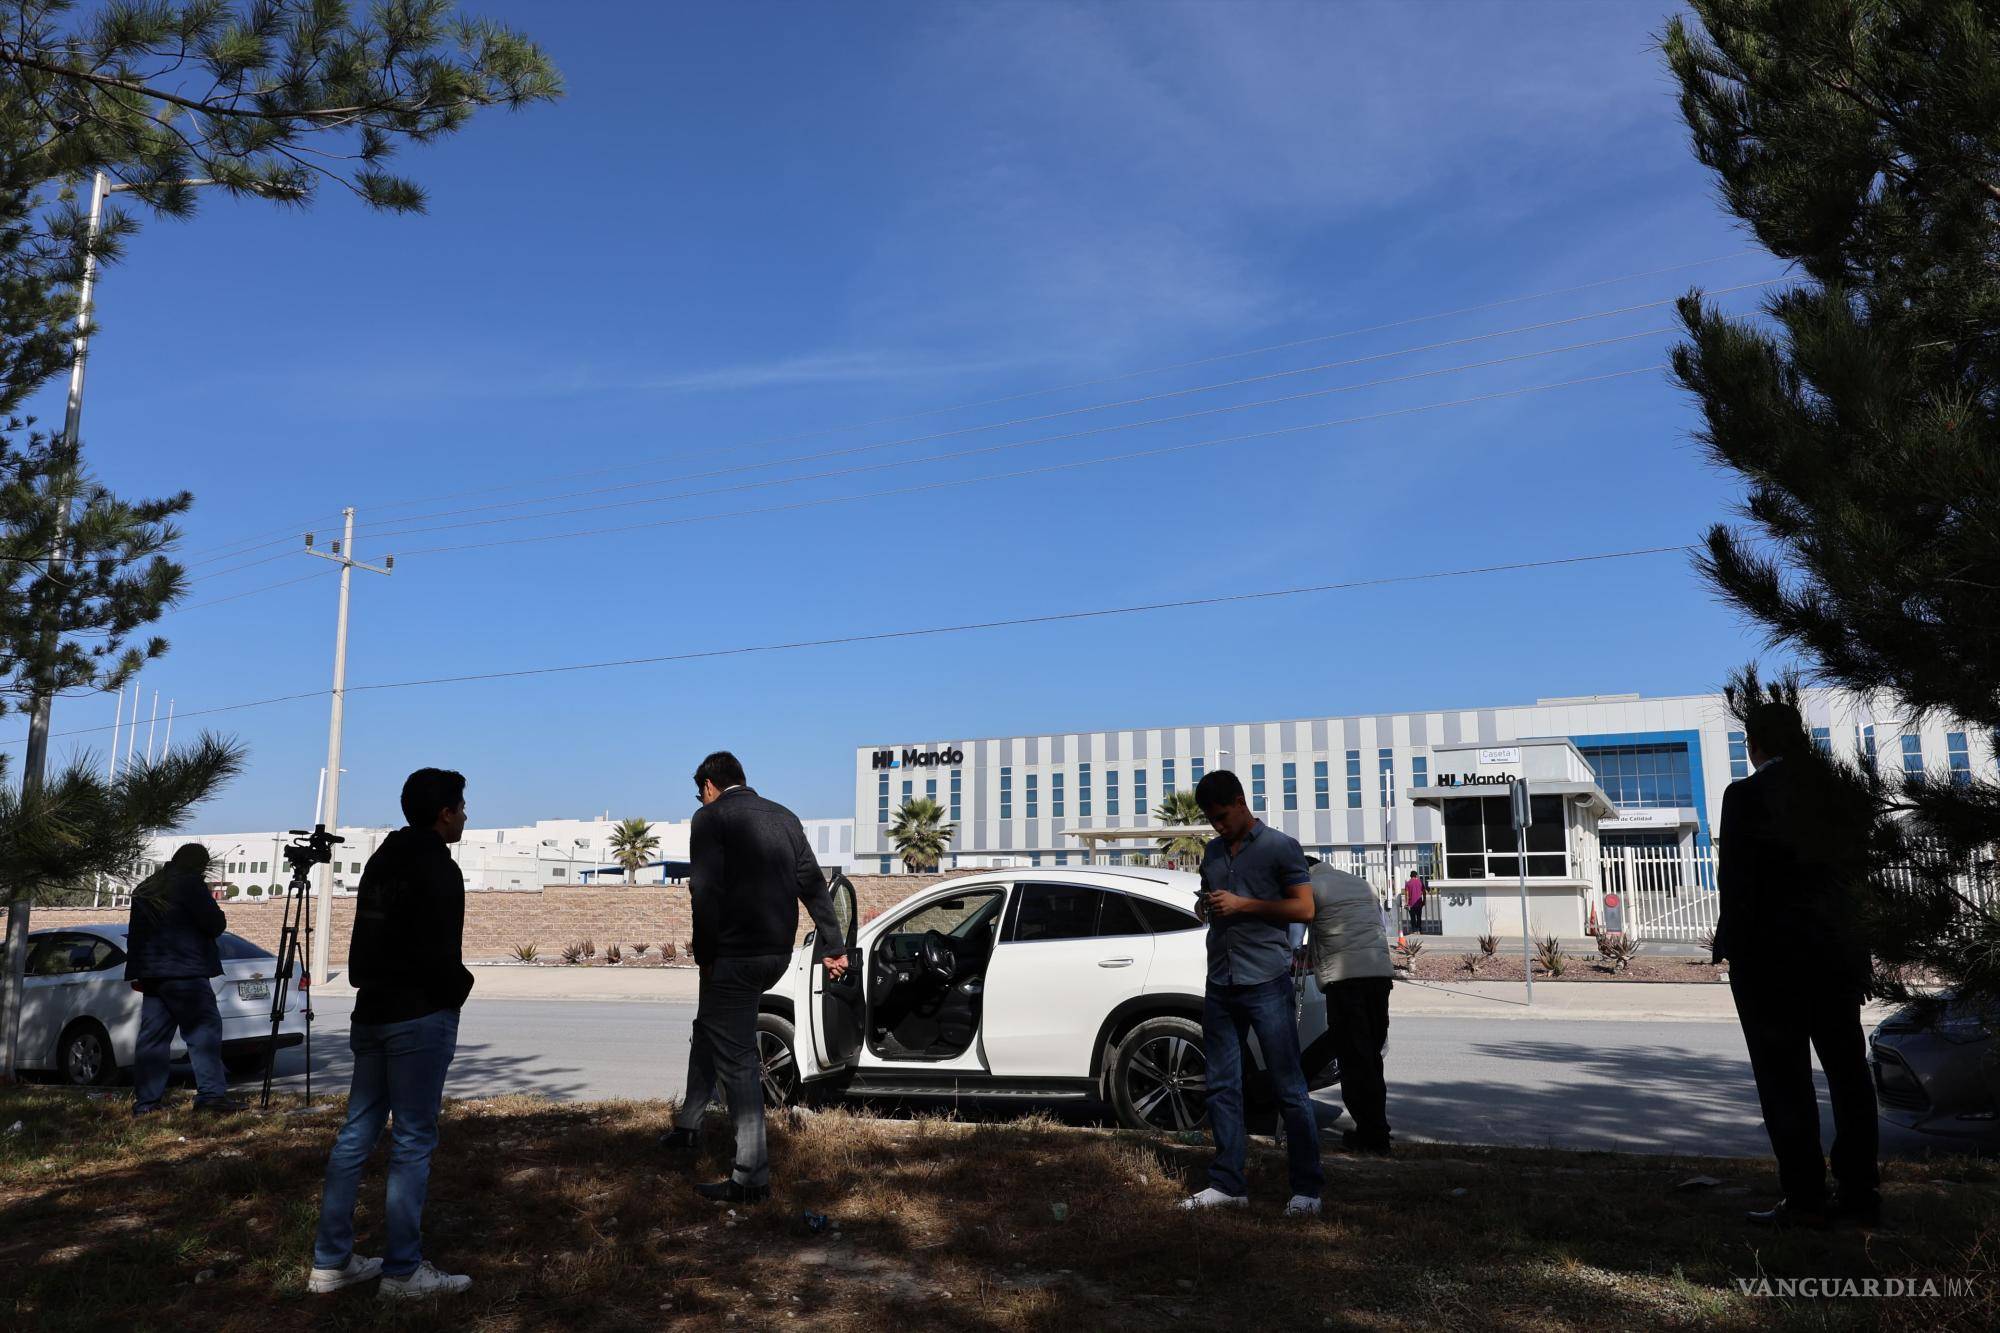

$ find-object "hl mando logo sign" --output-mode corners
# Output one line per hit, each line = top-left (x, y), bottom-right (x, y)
(872, 746), (964, 770)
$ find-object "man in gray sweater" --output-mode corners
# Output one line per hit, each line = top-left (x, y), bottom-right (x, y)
(1305, 859), (1395, 1154)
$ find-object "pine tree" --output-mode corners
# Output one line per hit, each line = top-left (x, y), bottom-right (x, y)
(1664, 1), (2000, 1000)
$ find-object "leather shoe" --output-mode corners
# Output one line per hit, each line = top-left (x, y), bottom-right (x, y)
(1342, 1129), (1392, 1156)
(1746, 1199), (1829, 1229)
(695, 1178), (770, 1205)
(1829, 1190), (1882, 1227)
(193, 1098), (248, 1115)
(659, 1127), (701, 1156)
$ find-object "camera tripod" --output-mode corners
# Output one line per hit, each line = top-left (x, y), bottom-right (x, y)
(258, 825), (343, 1110)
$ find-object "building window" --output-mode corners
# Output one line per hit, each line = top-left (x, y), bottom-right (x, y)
(1810, 726), (1831, 754)
(1580, 744), (1696, 808)
(1133, 767), (1148, 817)
(1727, 731), (1749, 781)
(878, 771), (890, 823)
(1345, 749), (1362, 809)
(1053, 771), (1066, 818)
(1000, 766), (1013, 820)
(1282, 762), (1297, 811)
(902, 779), (913, 809)
(1251, 763), (1266, 812)
(1413, 756), (1429, 787)
(1857, 725), (1877, 774)
(1055, 852), (1068, 867)
(949, 768), (962, 821)
(1314, 760), (1330, 809)
(1379, 748), (1395, 808)
(1030, 852), (1042, 867)
(1901, 733), (1924, 775)
(925, 778), (937, 805)
(1191, 756), (1205, 786)
(1444, 794), (1570, 879)
(551, 867), (565, 878)
(1078, 763), (1091, 818)
(1106, 769), (1120, 818)
(1162, 759), (1176, 796)
(880, 855), (892, 874)
(1026, 773), (1038, 819)
(1947, 732), (1970, 787)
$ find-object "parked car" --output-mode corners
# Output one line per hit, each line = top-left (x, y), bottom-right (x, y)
(10, 923), (306, 1086)
(759, 868), (1336, 1131)
(1869, 991), (2000, 1146)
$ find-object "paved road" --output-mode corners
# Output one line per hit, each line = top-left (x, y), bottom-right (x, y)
(256, 994), (1945, 1162)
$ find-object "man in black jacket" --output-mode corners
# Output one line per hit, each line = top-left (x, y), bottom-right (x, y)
(1717, 702), (1878, 1229)
(125, 844), (237, 1114)
(309, 768), (477, 1300)
(663, 751), (848, 1203)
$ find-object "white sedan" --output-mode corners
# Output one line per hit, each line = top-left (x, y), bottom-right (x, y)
(759, 868), (1336, 1132)
(12, 923), (307, 1085)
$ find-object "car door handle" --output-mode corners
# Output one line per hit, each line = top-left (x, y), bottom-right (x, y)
(1097, 957), (1135, 968)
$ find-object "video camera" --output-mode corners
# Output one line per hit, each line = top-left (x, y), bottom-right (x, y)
(280, 824), (345, 876)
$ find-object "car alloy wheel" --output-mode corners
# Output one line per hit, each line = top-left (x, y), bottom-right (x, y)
(63, 1024), (110, 1086)
(1125, 1033), (1207, 1131)
(757, 1024), (799, 1107)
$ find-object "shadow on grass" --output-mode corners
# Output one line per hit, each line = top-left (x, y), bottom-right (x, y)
(2, 1086), (1996, 1333)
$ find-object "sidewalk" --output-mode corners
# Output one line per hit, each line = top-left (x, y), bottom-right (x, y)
(315, 963), (704, 1004)
(1391, 977), (1900, 1025)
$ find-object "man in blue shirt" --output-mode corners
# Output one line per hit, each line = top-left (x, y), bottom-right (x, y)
(1179, 770), (1325, 1216)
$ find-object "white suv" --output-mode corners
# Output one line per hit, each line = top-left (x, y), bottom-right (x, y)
(759, 868), (1335, 1131)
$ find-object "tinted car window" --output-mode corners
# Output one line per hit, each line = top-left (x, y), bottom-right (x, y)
(1131, 897), (1202, 933)
(24, 933), (117, 976)
(1098, 891), (1149, 938)
(216, 933), (273, 961)
(1013, 883), (1104, 942)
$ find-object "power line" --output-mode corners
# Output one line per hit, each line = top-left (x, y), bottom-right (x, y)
(398, 365), (1665, 557)
(352, 284), (1771, 540)
(362, 328), (1675, 546)
(3, 539), (1697, 746)
(166, 249), (1774, 562)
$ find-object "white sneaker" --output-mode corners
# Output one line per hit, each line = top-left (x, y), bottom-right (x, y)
(1283, 1194), (1322, 1218)
(1177, 1186), (1248, 1211)
(307, 1253), (382, 1293)
(378, 1260), (473, 1300)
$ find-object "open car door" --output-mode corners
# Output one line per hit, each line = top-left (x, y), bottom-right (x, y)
(797, 871), (864, 1083)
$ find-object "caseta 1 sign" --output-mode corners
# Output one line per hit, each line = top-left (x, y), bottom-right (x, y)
(1476, 747), (1522, 766)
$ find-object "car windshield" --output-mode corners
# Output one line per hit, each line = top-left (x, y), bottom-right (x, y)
(216, 933), (273, 961)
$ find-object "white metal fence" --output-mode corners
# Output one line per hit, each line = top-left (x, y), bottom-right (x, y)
(1597, 845), (1719, 943)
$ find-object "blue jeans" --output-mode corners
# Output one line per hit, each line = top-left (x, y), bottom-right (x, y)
(313, 1008), (459, 1278)
(133, 979), (228, 1111)
(1203, 975), (1325, 1199)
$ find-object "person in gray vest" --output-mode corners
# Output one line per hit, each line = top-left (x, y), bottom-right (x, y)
(1306, 858), (1395, 1154)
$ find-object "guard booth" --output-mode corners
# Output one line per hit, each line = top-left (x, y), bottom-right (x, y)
(1406, 739), (1617, 938)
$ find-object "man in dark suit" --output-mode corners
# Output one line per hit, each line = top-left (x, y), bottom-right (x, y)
(125, 844), (239, 1114)
(1716, 701), (1878, 1229)
(663, 751), (848, 1204)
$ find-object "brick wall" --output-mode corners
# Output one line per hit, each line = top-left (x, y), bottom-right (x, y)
(26, 872), (966, 964)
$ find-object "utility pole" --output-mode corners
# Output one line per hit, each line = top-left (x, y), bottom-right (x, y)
(303, 510), (391, 986)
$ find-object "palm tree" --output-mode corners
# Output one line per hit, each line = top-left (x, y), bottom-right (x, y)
(1154, 790), (1210, 867)
(887, 797), (955, 872)
(607, 818), (660, 886)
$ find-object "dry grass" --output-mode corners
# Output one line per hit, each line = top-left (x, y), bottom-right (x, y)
(2, 1086), (1996, 1331)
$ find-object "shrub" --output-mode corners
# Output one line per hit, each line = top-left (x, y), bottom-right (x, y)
(663, 941), (678, 961)
(512, 942), (539, 963)
(561, 942), (584, 965)
(1535, 935), (1567, 978)
(1459, 952), (1481, 976)
(1393, 937), (1424, 968)
(580, 937), (596, 959)
(632, 941), (652, 957)
(1477, 931), (1499, 959)
(1698, 928), (1718, 956)
(604, 944), (623, 965)
(1597, 933), (1639, 973)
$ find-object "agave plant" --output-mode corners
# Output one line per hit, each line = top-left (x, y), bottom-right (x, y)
(604, 943), (623, 965)
(512, 942), (539, 963)
(561, 942), (584, 965)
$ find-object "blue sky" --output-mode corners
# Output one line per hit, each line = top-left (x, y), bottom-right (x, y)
(13, 1), (1788, 829)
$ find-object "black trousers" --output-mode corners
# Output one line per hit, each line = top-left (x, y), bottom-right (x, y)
(676, 954), (791, 1187)
(1325, 976), (1393, 1144)
(1729, 969), (1879, 1207)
